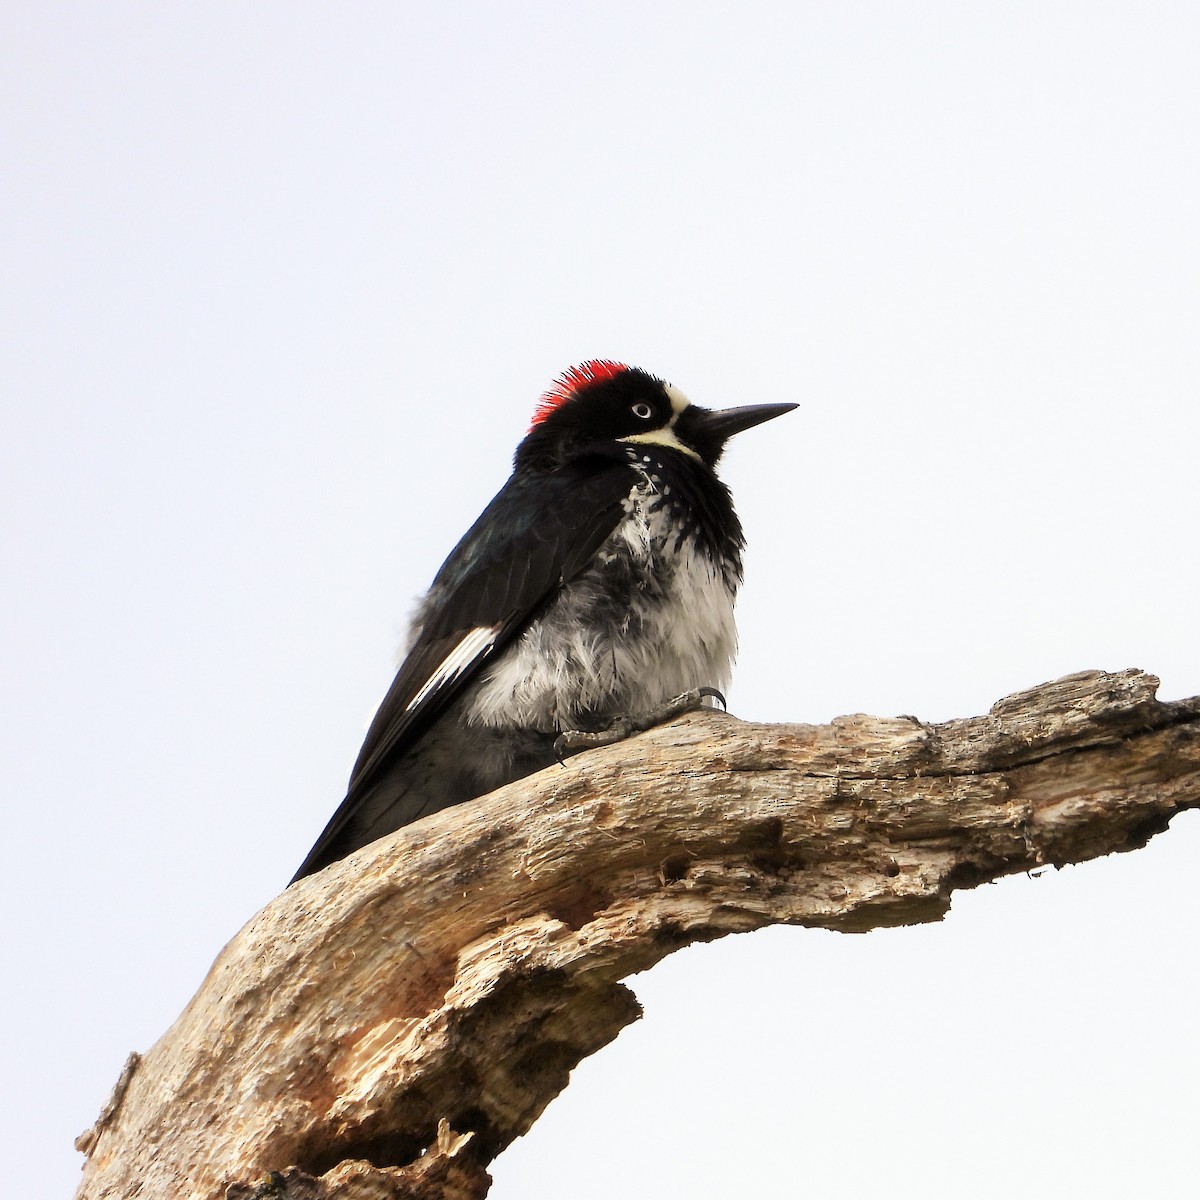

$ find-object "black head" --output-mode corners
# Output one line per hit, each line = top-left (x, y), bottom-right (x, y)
(515, 360), (797, 471)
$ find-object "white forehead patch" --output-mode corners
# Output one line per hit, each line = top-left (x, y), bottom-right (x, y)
(663, 383), (690, 416)
(620, 381), (698, 460)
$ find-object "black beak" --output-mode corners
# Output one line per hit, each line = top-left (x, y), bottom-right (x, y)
(691, 402), (799, 442)
(677, 401), (798, 465)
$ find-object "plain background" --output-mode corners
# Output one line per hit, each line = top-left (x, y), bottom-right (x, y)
(3, 4), (1198, 1197)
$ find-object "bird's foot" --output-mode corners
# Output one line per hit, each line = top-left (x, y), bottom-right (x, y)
(553, 687), (726, 763)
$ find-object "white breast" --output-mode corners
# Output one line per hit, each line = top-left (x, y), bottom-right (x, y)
(465, 474), (739, 732)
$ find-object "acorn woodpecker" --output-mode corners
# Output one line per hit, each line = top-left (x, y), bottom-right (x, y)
(291, 361), (796, 882)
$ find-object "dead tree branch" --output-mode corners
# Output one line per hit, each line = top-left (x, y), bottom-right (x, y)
(75, 669), (1200, 1200)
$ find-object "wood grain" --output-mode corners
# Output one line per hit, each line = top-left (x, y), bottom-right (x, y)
(75, 669), (1200, 1200)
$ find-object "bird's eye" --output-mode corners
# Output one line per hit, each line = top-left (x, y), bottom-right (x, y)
(631, 402), (654, 420)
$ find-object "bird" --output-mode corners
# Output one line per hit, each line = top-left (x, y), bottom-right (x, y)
(291, 361), (796, 882)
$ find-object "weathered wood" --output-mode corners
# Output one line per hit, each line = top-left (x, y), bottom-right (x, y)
(75, 669), (1200, 1200)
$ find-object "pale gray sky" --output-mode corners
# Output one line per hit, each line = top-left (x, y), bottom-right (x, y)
(3, 4), (1198, 1198)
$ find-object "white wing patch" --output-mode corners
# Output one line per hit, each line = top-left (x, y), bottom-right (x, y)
(406, 625), (500, 712)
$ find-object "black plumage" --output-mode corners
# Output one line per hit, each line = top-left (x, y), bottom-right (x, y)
(292, 362), (794, 882)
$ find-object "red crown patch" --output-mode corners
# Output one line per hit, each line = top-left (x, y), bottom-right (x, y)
(529, 360), (631, 429)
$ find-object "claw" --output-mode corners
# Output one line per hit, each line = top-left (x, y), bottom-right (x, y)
(553, 685), (728, 763)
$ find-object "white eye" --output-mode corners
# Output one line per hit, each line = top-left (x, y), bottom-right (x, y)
(632, 402), (653, 420)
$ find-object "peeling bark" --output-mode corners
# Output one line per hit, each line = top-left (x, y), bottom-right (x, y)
(75, 669), (1200, 1200)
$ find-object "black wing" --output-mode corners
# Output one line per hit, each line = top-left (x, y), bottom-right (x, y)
(290, 453), (634, 881)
